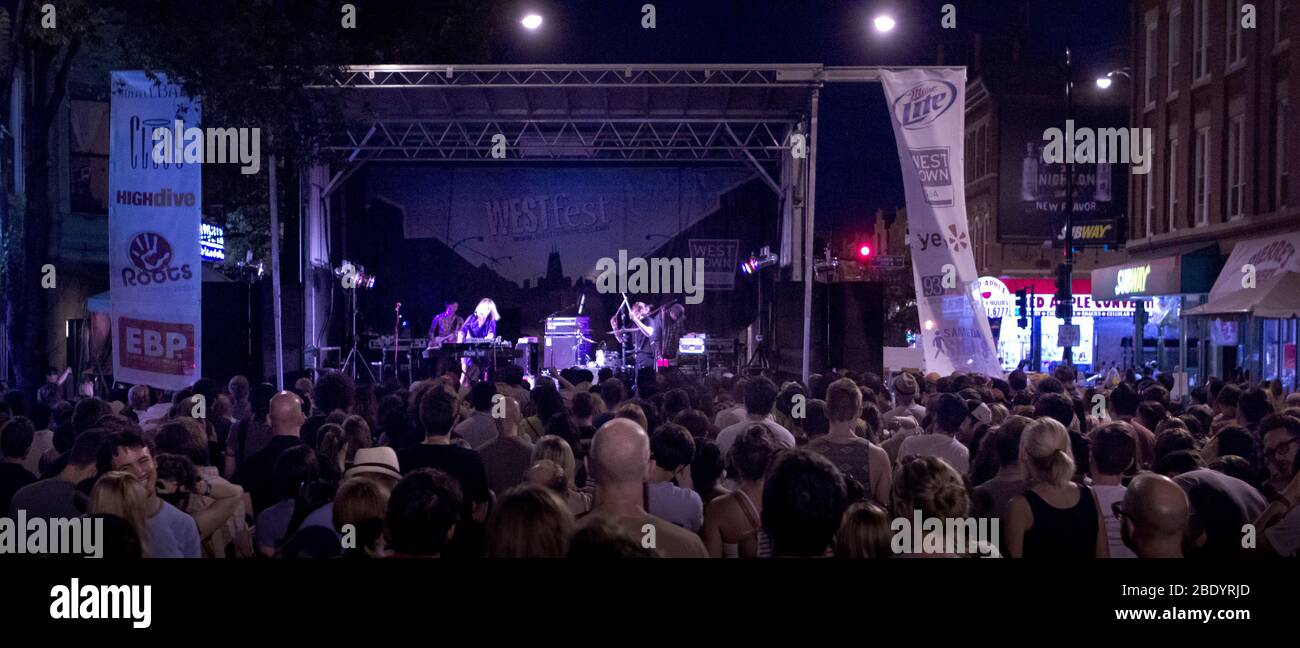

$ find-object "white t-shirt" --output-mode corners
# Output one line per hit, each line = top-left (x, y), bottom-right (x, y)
(715, 418), (796, 456)
(882, 403), (926, 427)
(713, 405), (747, 431)
(22, 429), (54, 477)
(1090, 483), (1136, 558)
(897, 433), (970, 474)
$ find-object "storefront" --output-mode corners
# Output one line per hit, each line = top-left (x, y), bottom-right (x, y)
(1090, 244), (1222, 384)
(977, 276), (1151, 375)
(1184, 231), (1300, 388)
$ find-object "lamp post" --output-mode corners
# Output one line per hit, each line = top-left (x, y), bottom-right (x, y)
(1061, 47), (1076, 367)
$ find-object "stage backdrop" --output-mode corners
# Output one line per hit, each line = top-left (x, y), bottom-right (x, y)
(109, 71), (202, 390)
(880, 69), (1002, 376)
(367, 167), (755, 286)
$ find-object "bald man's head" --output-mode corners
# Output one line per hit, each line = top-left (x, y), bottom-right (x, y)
(1122, 473), (1189, 549)
(269, 390), (306, 435)
(590, 418), (650, 486)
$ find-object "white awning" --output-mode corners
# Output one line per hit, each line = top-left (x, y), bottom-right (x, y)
(1185, 270), (1300, 319)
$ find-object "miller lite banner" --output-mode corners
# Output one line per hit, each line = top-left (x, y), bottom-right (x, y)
(880, 69), (1001, 376)
(109, 71), (201, 389)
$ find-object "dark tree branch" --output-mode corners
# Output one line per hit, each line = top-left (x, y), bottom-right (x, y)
(41, 36), (79, 116)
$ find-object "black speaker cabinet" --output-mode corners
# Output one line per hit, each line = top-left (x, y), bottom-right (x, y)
(543, 335), (583, 369)
(774, 281), (884, 376)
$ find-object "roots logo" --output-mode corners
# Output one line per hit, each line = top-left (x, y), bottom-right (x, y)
(893, 81), (957, 130)
(122, 232), (192, 286)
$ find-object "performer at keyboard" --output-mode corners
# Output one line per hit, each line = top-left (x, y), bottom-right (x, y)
(458, 298), (501, 381)
(424, 301), (463, 378)
(656, 303), (686, 363)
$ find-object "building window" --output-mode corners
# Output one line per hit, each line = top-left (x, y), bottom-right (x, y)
(1227, 0), (1245, 68)
(965, 131), (974, 179)
(1167, 134), (1179, 234)
(1279, 91), (1291, 209)
(1194, 126), (1210, 225)
(979, 125), (989, 177)
(1278, 0), (1291, 48)
(1169, 3), (1182, 96)
(1227, 115), (1245, 219)
(1193, 0), (1210, 81)
(1145, 9), (1159, 107)
(1144, 169), (1156, 238)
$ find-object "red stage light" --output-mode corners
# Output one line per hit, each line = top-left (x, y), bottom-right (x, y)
(858, 244), (873, 258)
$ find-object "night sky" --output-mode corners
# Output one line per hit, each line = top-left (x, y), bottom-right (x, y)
(484, 0), (1131, 234)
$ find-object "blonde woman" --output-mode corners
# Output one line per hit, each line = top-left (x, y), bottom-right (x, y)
(89, 471), (151, 556)
(334, 476), (392, 558)
(530, 435), (592, 516)
(458, 298), (501, 381)
(486, 484), (575, 558)
(1005, 417), (1108, 558)
(834, 501), (893, 558)
(458, 298), (500, 341)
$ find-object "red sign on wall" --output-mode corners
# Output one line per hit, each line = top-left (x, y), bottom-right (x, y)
(117, 316), (195, 375)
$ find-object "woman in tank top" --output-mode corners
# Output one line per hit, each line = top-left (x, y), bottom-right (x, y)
(702, 425), (779, 558)
(1005, 417), (1109, 558)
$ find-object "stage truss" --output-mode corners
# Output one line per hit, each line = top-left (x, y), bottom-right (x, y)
(302, 64), (960, 382)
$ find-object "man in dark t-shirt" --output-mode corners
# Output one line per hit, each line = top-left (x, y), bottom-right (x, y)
(232, 392), (306, 514)
(398, 387), (490, 555)
(0, 418), (38, 515)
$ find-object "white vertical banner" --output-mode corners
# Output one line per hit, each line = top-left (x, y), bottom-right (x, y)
(879, 69), (1001, 376)
(109, 71), (202, 390)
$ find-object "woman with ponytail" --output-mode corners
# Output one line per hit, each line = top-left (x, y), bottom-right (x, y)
(1005, 417), (1109, 558)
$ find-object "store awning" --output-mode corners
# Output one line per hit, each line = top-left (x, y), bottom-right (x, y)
(1091, 243), (1223, 300)
(1184, 271), (1300, 318)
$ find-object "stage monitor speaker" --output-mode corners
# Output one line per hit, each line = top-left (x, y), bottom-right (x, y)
(827, 282), (884, 376)
(515, 340), (540, 376)
(773, 281), (883, 376)
(543, 336), (583, 370)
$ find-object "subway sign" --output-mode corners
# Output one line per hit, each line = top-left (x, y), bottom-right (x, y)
(1092, 255), (1181, 300)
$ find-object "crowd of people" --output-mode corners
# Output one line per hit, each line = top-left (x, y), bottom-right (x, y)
(1, 360), (1298, 559)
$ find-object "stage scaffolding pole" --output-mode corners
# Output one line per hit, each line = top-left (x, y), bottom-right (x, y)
(269, 154), (285, 390)
(801, 86), (820, 385)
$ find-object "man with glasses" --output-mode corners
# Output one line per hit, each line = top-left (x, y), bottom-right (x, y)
(1261, 414), (1300, 499)
(1251, 414), (1300, 557)
(1115, 473), (1189, 558)
(98, 428), (202, 558)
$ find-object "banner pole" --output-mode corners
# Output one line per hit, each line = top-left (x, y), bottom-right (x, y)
(802, 86), (820, 385)
(270, 153), (284, 391)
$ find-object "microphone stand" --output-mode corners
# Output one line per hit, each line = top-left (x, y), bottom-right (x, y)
(393, 302), (403, 384)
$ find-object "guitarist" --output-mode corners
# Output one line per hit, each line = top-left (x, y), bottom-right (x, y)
(425, 301), (463, 378)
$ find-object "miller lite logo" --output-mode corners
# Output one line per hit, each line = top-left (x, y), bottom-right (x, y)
(893, 81), (957, 130)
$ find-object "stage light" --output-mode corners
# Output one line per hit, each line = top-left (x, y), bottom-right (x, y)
(873, 15), (896, 33)
(1095, 77), (1113, 89)
(521, 13), (543, 30)
(924, 319), (935, 331)
(858, 243), (873, 258)
(740, 246), (778, 275)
